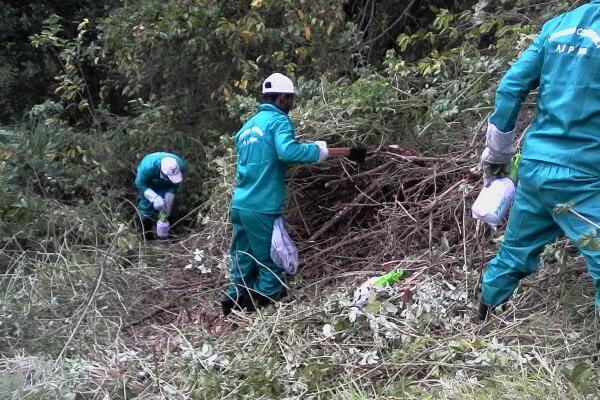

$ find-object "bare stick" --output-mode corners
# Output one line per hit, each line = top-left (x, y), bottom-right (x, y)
(324, 161), (393, 188)
(309, 180), (381, 241)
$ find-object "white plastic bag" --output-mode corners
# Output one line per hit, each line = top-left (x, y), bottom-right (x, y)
(472, 177), (516, 227)
(353, 277), (383, 308)
(156, 220), (170, 238)
(270, 217), (299, 275)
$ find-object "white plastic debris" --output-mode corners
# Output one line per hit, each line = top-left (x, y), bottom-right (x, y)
(156, 220), (170, 238)
(353, 277), (384, 308)
(352, 269), (406, 308)
(270, 216), (299, 274)
(471, 177), (515, 226)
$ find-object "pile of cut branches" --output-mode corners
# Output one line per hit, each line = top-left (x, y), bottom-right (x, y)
(286, 144), (485, 285)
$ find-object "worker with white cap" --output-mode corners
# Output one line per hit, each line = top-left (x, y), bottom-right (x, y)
(135, 152), (186, 239)
(221, 72), (329, 315)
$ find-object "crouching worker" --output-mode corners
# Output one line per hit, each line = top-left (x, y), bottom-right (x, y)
(221, 73), (329, 315)
(135, 152), (186, 240)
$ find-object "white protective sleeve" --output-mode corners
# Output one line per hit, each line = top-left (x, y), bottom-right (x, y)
(315, 141), (329, 163)
(485, 122), (514, 158)
(144, 188), (160, 202)
(144, 188), (164, 211)
(163, 192), (175, 216)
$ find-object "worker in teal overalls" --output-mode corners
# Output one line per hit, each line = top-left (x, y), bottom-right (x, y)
(222, 73), (329, 315)
(478, 1), (600, 320)
(135, 152), (186, 239)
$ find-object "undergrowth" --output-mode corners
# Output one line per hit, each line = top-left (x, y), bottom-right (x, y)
(2, 1), (599, 399)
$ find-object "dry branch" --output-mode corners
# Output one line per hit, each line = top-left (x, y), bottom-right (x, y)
(308, 179), (383, 241)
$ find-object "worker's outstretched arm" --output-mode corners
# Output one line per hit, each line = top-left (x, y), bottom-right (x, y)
(273, 118), (325, 164)
(490, 33), (544, 132)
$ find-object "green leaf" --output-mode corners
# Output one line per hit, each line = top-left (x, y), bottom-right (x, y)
(554, 202), (575, 215)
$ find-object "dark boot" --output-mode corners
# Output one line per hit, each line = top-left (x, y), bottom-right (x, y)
(475, 301), (493, 323)
(220, 292), (243, 316)
(474, 295), (511, 323)
(272, 288), (287, 301)
(254, 293), (275, 309)
(239, 292), (257, 312)
(241, 289), (286, 312)
(141, 218), (155, 241)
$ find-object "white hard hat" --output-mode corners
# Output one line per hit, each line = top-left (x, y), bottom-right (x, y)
(262, 73), (296, 94)
(161, 157), (183, 184)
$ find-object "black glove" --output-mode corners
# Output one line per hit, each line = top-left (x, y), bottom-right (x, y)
(348, 147), (367, 163)
(481, 147), (511, 187)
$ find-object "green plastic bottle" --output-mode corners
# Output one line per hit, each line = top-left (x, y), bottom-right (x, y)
(372, 269), (406, 287)
(491, 152), (521, 182)
(509, 152), (521, 183)
(353, 268), (407, 307)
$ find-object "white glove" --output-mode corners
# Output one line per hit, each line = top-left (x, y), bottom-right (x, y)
(144, 188), (165, 211)
(315, 141), (329, 163)
(152, 197), (165, 211)
(164, 192), (175, 216)
(481, 122), (514, 186)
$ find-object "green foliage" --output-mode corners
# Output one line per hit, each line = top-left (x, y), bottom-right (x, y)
(3, 0), (569, 232)
(0, 1), (118, 123)
(31, 15), (103, 125)
(0, 121), (128, 249)
(98, 0), (359, 128)
(578, 230), (600, 251)
(554, 202), (576, 215)
(3, 1), (600, 399)
(554, 202), (600, 250)
(564, 362), (598, 395)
